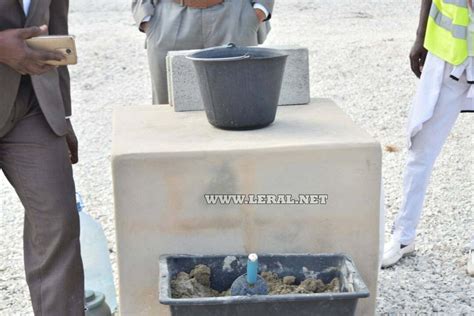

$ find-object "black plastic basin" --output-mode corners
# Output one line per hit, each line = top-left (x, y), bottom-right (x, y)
(187, 44), (288, 130)
(159, 253), (370, 316)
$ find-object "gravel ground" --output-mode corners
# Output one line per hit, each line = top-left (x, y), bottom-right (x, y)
(0, 0), (472, 314)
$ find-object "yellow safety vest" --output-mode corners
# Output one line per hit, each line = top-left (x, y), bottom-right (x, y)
(424, 0), (470, 65)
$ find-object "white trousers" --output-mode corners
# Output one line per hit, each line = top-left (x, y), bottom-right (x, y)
(393, 53), (468, 245)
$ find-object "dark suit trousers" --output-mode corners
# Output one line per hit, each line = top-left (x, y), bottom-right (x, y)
(0, 78), (84, 316)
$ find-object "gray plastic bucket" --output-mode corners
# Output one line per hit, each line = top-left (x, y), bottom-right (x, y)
(159, 254), (370, 316)
(187, 44), (288, 130)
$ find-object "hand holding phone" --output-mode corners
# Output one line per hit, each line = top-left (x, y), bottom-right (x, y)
(0, 25), (65, 75)
(26, 35), (77, 66)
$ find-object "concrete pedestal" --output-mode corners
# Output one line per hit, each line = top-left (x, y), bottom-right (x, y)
(112, 99), (382, 316)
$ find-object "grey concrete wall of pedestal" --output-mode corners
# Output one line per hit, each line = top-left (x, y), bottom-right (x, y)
(112, 99), (382, 316)
(167, 46), (310, 111)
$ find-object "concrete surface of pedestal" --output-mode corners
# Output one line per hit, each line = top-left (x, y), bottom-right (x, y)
(112, 99), (382, 316)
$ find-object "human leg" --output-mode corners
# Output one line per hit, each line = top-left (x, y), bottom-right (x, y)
(393, 80), (467, 245)
(0, 111), (84, 316)
(203, 0), (259, 47)
(382, 62), (467, 267)
(146, 1), (204, 104)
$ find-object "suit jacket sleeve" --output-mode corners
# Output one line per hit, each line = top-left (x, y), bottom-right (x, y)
(49, 0), (72, 117)
(132, 0), (156, 30)
(254, 0), (274, 19)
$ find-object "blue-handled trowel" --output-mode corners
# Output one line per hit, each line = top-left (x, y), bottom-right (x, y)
(230, 254), (268, 296)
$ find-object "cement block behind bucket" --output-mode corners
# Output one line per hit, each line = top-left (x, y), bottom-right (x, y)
(167, 45), (310, 111)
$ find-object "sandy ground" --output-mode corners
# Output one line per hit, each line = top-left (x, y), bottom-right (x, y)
(1, 0), (473, 314)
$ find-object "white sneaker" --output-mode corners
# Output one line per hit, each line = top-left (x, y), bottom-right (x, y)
(467, 240), (474, 276)
(382, 239), (416, 268)
(468, 249), (474, 277)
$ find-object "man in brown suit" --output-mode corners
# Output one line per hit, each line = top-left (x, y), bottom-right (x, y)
(0, 1), (84, 315)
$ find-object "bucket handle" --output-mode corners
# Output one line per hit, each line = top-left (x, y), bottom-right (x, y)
(186, 53), (251, 62)
(186, 43), (250, 61)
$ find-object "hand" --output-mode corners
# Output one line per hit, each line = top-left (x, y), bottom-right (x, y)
(255, 9), (266, 23)
(65, 119), (79, 164)
(0, 25), (65, 75)
(141, 22), (150, 33)
(409, 39), (428, 78)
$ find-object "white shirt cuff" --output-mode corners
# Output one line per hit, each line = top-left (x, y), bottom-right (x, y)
(253, 4), (269, 18)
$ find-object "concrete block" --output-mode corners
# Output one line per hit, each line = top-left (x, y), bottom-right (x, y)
(167, 46), (311, 112)
(166, 49), (201, 110)
(112, 99), (382, 316)
(166, 54), (173, 107)
(267, 45), (311, 106)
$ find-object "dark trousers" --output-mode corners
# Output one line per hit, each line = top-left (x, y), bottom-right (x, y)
(0, 77), (84, 316)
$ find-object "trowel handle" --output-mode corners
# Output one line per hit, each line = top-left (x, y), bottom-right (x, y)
(247, 254), (258, 285)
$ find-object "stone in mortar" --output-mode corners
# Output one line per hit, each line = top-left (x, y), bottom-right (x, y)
(189, 264), (211, 287)
(171, 265), (221, 298)
(261, 271), (340, 295)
